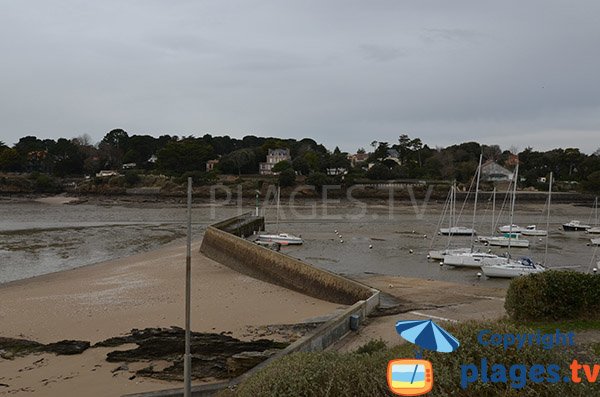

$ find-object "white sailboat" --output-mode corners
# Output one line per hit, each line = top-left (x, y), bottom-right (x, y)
(586, 197), (600, 234)
(485, 165), (530, 248)
(481, 257), (546, 278)
(428, 186), (474, 259)
(443, 155), (504, 267)
(438, 183), (477, 236)
(520, 184), (551, 237)
(482, 170), (550, 278)
(257, 186), (304, 245)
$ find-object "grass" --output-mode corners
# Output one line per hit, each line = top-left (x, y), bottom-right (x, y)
(224, 320), (600, 397)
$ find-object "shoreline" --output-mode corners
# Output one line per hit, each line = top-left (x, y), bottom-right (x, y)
(0, 239), (345, 397)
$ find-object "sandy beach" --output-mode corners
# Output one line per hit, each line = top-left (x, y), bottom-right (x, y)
(0, 239), (345, 396)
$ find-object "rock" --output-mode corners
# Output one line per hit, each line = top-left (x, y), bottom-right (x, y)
(111, 364), (129, 373)
(43, 340), (90, 355)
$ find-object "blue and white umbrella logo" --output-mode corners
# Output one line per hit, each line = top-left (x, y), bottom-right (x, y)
(395, 319), (460, 355)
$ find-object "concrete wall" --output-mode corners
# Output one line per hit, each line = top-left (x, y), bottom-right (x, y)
(200, 218), (373, 305)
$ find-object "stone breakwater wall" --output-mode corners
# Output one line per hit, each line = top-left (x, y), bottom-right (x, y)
(200, 213), (375, 305)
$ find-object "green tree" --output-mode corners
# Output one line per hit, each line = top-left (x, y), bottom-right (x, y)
(218, 148), (257, 175)
(0, 148), (23, 171)
(278, 168), (296, 187)
(271, 160), (293, 173)
(156, 139), (214, 174)
(306, 172), (330, 191)
(366, 163), (391, 180)
(292, 156), (310, 175)
(48, 138), (85, 176)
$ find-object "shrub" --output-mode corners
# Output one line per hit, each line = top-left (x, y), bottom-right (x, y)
(229, 320), (599, 397)
(355, 339), (387, 355)
(124, 171), (141, 186)
(505, 271), (600, 321)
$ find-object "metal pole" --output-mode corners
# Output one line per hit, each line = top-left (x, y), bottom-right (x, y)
(184, 177), (192, 397)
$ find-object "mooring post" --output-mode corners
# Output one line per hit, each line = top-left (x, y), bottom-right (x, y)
(184, 177), (192, 397)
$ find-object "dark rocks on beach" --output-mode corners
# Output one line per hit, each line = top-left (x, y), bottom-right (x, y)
(43, 340), (90, 355)
(0, 337), (90, 358)
(96, 327), (289, 381)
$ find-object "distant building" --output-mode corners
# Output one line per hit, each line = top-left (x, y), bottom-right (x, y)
(147, 155), (158, 164)
(481, 160), (514, 182)
(206, 159), (219, 172)
(96, 170), (120, 178)
(382, 148), (401, 165)
(122, 163), (137, 169)
(259, 148), (291, 175)
(348, 152), (369, 167)
(326, 167), (347, 176)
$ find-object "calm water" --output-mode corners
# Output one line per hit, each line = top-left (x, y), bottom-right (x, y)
(0, 199), (241, 284)
(1, 198), (598, 287)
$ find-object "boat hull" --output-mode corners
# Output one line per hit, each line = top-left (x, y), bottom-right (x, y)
(257, 234), (303, 245)
(443, 253), (505, 267)
(521, 230), (547, 236)
(439, 227), (476, 236)
(427, 248), (471, 261)
(481, 264), (545, 278)
(486, 237), (530, 248)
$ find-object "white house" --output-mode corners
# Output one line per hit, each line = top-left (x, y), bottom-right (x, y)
(259, 148), (291, 175)
(481, 161), (514, 182)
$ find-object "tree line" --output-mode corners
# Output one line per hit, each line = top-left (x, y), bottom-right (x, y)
(1, 130), (599, 192)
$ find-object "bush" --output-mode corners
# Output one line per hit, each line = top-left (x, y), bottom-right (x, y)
(124, 171), (141, 186)
(229, 321), (599, 397)
(505, 271), (600, 321)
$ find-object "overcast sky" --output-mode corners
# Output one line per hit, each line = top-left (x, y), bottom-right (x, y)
(1, 1), (599, 153)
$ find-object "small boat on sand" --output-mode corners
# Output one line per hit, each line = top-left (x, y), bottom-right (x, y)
(563, 220), (591, 232)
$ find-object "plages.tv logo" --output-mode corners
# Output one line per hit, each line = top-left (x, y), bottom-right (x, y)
(387, 319), (460, 396)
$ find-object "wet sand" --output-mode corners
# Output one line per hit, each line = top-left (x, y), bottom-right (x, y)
(0, 240), (344, 397)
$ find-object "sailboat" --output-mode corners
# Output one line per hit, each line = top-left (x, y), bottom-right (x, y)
(443, 155), (505, 268)
(485, 166), (530, 248)
(257, 186), (304, 245)
(521, 179), (552, 237)
(438, 183), (477, 236)
(428, 188), (472, 260)
(481, 169), (549, 278)
(480, 257), (546, 278)
(586, 197), (600, 234)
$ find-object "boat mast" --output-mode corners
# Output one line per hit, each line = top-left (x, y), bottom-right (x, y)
(491, 187), (496, 235)
(470, 154), (483, 252)
(276, 185), (280, 234)
(543, 172), (553, 266)
(507, 163), (519, 255)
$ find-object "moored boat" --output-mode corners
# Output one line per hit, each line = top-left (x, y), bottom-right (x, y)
(439, 226), (477, 236)
(428, 247), (471, 261)
(257, 233), (303, 245)
(443, 252), (505, 267)
(521, 225), (548, 236)
(481, 257), (546, 278)
(486, 234), (530, 248)
(498, 224), (523, 234)
(562, 220), (591, 232)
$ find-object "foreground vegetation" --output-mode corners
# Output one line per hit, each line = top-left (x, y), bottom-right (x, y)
(222, 320), (599, 397)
